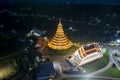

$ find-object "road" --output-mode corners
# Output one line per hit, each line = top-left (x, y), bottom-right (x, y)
(63, 74), (120, 80)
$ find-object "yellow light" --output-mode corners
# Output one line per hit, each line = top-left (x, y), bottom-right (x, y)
(0, 63), (16, 80)
(48, 19), (73, 50)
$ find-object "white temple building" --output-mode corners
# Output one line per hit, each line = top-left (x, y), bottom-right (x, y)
(73, 43), (103, 67)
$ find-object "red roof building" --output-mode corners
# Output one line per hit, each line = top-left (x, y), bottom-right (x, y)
(73, 43), (103, 66)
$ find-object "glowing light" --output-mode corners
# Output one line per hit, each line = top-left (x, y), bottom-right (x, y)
(116, 39), (120, 43)
(83, 70), (86, 73)
(48, 19), (73, 50)
(0, 64), (16, 80)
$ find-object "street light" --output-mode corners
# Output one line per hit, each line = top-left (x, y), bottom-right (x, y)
(83, 70), (86, 73)
(116, 39), (120, 43)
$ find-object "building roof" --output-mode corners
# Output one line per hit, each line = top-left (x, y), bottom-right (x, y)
(74, 43), (103, 66)
(38, 37), (45, 47)
(33, 28), (45, 36)
(86, 49), (97, 55)
(36, 62), (56, 80)
(84, 44), (95, 51)
(79, 43), (101, 58)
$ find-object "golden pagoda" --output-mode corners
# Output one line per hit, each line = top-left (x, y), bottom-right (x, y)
(48, 19), (73, 50)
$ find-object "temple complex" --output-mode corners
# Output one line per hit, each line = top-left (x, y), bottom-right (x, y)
(48, 19), (73, 50)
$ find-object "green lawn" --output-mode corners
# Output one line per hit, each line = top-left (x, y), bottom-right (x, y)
(98, 67), (120, 78)
(0, 58), (19, 71)
(45, 45), (78, 56)
(82, 50), (109, 73)
(98, 49), (120, 78)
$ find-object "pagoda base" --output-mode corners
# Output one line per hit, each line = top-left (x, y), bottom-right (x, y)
(46, 46), (78, 56)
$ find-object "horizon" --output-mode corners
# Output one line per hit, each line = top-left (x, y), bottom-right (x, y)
(1, 0), (120, 5)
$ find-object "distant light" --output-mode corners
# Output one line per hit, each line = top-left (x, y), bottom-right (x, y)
(83, 70), (86, 73)
(69, 27), (72, 30)
(116, 39), (120, 43)
(29, 67), (32, 71)
(66, 1), (70, 5)
(0, 25), (3, 28)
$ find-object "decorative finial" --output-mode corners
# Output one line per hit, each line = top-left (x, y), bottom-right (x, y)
(59, 18), (62, 24)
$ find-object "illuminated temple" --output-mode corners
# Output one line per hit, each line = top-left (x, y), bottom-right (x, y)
(73, 43), (103, 66)
(48, 19), (73, 50)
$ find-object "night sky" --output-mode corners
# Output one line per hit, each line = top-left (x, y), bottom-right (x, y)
(1, 0), (120, 4)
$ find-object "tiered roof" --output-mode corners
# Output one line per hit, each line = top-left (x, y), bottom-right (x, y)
(48, 19), (73, 50)
(79, 43), (101, 58)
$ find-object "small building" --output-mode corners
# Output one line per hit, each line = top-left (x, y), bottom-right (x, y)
(32, 28), (46, 37)
(37, 37), (45, 48)
(73, 43), (103, 66)
(36, 62), (56, 80)
(35, 36), (48, 54)
(26, 28), (46, 37)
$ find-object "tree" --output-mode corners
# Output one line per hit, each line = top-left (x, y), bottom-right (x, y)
(112, 63), (116, 68)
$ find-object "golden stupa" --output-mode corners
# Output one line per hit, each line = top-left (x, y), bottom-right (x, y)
(48, 19), (73, 50)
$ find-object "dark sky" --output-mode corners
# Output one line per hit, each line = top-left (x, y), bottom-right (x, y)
(1, 0), (120, 4)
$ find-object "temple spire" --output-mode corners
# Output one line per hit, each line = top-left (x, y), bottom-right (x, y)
(48, 20), (73, 50)
(59, 18), (62, 24)
(58, 18), (62, 27)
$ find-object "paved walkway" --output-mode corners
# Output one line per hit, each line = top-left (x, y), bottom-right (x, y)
(63, 74), (120, 80)
(73, 42), (81, 47)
